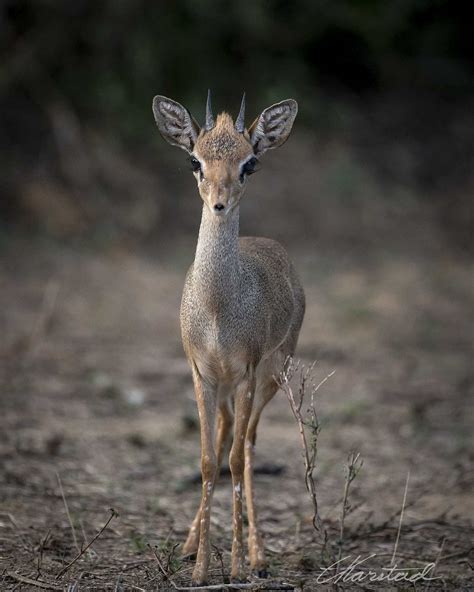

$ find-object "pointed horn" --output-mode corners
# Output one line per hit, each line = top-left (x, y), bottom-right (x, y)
(235, 92), (246, 133)
(205, 89), (215, 131)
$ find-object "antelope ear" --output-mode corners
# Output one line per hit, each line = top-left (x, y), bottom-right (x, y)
(248, 99), (298, 156)
(152, 95), (200, 153)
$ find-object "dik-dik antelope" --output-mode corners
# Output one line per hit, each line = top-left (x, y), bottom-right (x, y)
(152, 91), (305, 585)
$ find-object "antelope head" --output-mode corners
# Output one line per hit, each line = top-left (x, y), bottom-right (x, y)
(153, 91), (298, 217)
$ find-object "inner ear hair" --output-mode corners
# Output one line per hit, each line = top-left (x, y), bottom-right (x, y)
(249, 99), (298, 156)
(152, 95), (200, 153)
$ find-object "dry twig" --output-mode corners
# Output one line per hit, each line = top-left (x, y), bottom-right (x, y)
(36, 528), (52, 576)
(6, 571), (61, 590)
(277, 358), (334, 555)
(212, 543), (229, 584)
(438, 545), (473, 562)
(337, 451), (363, 565)
(148, 544), (295, 591)
(391, 470), (410, 565)
(424, 537), (445, 592)
(56, 508), (118, 579)
(56, 472), (80, 553)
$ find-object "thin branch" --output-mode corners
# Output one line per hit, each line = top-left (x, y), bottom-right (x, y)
(438, 545), (473, 562)
(277, 358), (334, 548)
(0, 512), (18, 528)
(337, 451), (363, 566)
(424, 537), (445, 592)
(168, 584), (296, 591)
(212, 543), (229, 584)
(154, 580), (295, 591)
(55, 508), (118, 579)
(6, 571), (61, 591)
(391, 471), (410, 566)
(56, 472), (80, 553)
(148, 544), (173, 584)
(36, 528), (52, 576)
(114, 575), (123, 592)
(148, 544), (295, 590)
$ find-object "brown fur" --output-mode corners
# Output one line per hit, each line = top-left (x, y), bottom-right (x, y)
(152, 95), (302, 585)
(195, 112), (252, 162)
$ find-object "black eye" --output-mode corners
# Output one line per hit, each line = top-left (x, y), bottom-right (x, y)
(240, 157), (259, 182)
(190, 157), (201, 173)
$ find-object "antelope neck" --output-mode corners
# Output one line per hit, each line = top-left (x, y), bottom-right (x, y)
(192, 204), (241, 307)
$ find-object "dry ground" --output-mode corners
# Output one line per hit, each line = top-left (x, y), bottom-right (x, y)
(0, 238), (473, 591)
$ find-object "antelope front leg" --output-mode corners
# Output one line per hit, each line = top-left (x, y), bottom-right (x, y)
(244, 431), (266, 576)
(244, 379), (278, 577)
(244, 410), (269, 576)
(190, 364), (218, 586)
(182, 402), (233, 557)
(229, 370), (256, 581)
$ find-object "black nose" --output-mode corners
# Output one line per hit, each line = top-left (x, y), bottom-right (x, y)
(214, 203), (225, 211)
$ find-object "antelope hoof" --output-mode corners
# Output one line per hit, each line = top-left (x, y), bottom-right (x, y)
(231, 560), (246, 582)
(253, 567), (268, 579)
(191, 569), (208, 587)
(230, 575), (248, 584)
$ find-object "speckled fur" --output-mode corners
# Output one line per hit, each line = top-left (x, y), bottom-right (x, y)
(181, 210), (305, 377)
(180, 121), (304, 584)
(195, 112), (251, 162)
(152, 95), (303, 585)
(181, 112), (305, 377)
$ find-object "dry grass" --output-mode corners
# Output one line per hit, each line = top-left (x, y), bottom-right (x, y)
(0, 241), (472, 590)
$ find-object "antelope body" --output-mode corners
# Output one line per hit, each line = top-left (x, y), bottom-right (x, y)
(153, 92), (305, 585)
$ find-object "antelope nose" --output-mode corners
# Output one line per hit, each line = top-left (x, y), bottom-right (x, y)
(214, 203), (225, 211)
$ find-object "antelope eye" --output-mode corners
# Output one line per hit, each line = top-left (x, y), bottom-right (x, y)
(240, 157), (259, 182)
(242, 157), (258, 175)
(190, 157), (201, 172)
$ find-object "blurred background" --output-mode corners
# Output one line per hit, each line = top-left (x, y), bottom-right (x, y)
(1, 0), (473, 251)
(1, 2), (473, 589)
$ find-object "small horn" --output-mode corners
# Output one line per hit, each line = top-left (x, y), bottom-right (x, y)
(205, 89), (215, 131)
(235, 92), (246, 133)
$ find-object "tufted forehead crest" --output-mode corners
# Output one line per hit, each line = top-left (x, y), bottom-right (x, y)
(195, 113), (252, 162)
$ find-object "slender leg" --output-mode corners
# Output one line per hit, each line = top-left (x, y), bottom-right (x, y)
(189, 364), (218, 586)
(229, 369), (256, 581)
(244, 378), (278, 576)
(182, 400), (233, 556)
(216, 399), (234, 467)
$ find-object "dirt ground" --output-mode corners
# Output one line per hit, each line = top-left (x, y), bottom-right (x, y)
(0, 238), (473, 591)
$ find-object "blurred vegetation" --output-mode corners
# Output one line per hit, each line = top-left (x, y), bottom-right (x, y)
(0, 0), (472, 250)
